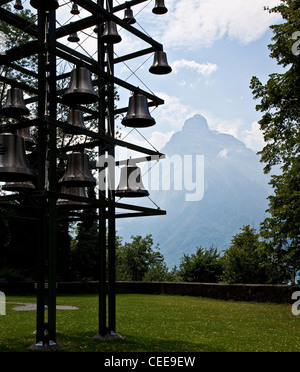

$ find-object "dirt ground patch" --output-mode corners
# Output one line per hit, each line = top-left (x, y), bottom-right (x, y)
(8, 302), (78, 311)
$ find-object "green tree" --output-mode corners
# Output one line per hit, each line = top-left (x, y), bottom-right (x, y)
(0, 5), (37, 78)
(116, 234), (170, 282)
(178, 246), (223, 283)
(250, 1), (300, 276)
(261, 156), (300, 278)
(222, 226), (270, 284)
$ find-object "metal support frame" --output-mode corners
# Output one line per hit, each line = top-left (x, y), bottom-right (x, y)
(0, 0), (168, 346)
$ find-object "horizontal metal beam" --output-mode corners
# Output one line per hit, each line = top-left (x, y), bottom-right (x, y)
(0, 0), (13, 6)
(0, 190), (46, 203)
(112, 47), (154, 65)
(112, 0), (149, 13)
(0, 73), (38, 95)
(0, 190), (166, 217)
(61, 208), (166, 221)
(43, 116), (165, 157)
(48, 191), (166, 215)
(116, 154), (165, 167)
(55, 15), (103, 39)
(0, 118), (41, 133)
(0, 40), (43, 65)
(0, 117), (163, 159)
(114, 211), (166, 218)
(7, 62), (39, 80)
(0, 7), (38, 37)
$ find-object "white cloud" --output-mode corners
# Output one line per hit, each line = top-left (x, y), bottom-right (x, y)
(202, 111), (245, 139)
(203, 112), (266, 152)
(197, 110), (265, 152)
(152, 92), (198, 132)
(242, 121), (265, 152)
(149, 130), (175, 150)
(218, 149), (228, 158)
(172, 60), (218, 76)
(161, 0), (281, 49)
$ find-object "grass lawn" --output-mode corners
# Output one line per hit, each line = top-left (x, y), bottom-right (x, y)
(0, 294), (299, 352)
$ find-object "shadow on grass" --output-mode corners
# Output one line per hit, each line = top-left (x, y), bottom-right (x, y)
(0, 330), (225, 352)
(54, 330), (226, 353)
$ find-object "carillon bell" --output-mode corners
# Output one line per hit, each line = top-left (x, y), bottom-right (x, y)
(123, 7), (136, 25)
(14, 0), (23, 10)
(115, 165), (149, 198)
(0, 133), (34, 182)
(100, 21), (122, 44)
(149, 50), (172, 75)
(152, 0), (168, 15)
(122, 92), (156, 128)
(30, 0), (59, 11)
(59, 150), (96, 187)
(57, 185), (89, 208)
(68, 32), (80, 43)
(0, 88), (30, 118)
(70, 2), (80, 15)
(62, 67), (99, 105)
(64, 108), (86, 134)
(2, 181), (35, 192)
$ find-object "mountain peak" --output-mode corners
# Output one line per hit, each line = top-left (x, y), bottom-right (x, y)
(182, 114), (210, 132)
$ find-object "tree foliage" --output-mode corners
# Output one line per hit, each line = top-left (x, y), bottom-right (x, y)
(221, 226), (270, 284)
(250, 0), (300, 269)
(178, 246), (222, 283)
(116, 235), (171, 282)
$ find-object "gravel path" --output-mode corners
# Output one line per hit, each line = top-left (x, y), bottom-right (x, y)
(7, 302), (78, 311)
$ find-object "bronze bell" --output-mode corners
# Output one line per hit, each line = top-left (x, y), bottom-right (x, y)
(100, 21), (122, 44)
(123, 7), (136, 25)
(30, 0), (59, 10)
(68, 32), (80, 43)
(62, 67), (99, 105)
(14, 0), (23, 10)
(0, 132), (34, 182)
(70, 2), (80, 15)
(149, 50), (172, 75)
(2, 181), (35, 192)
(115, 165), (149, 198)
(59, 150), (96, 187)
(0, 88), (30, 118)
(64, 108), (86, 134)
(152, 0), (168, 14)
(57, 185), (89, 208)
(122, 92), (156, 128)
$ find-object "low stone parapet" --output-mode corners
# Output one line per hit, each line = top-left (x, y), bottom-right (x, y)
(1, 281), (299, 304)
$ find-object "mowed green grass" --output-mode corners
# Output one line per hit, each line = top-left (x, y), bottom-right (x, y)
(0, 294), (299, 352)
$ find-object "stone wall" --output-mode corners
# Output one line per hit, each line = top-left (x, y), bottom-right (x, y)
(1, 281), (299, 304)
